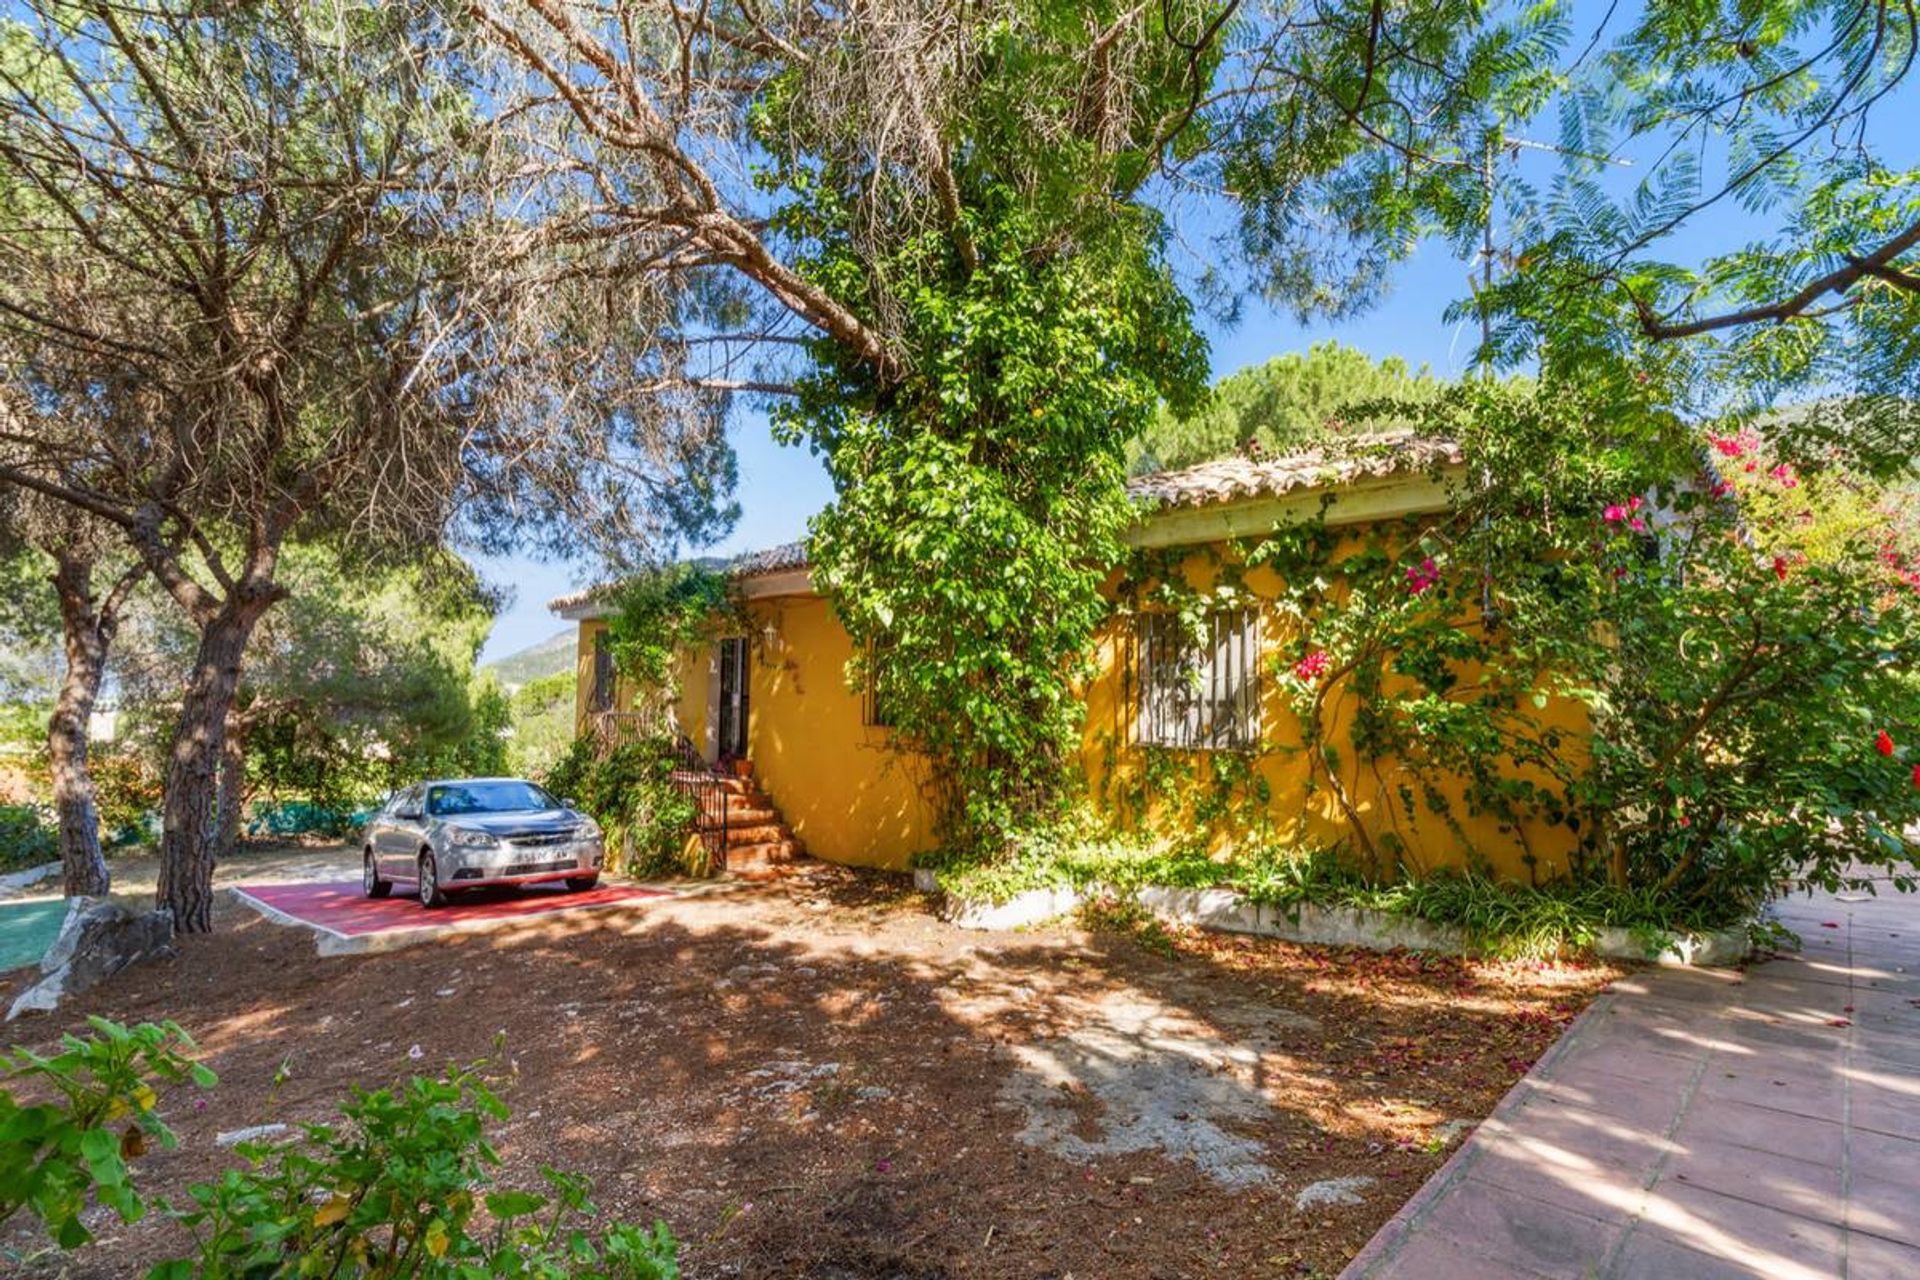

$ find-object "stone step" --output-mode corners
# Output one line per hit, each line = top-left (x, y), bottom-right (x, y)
(722, 822), (789, 847)
(701, 805), (777, 829)
(722, 840), (803, 876)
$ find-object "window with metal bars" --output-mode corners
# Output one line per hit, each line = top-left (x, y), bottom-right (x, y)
(1134, 608), (1262, 751)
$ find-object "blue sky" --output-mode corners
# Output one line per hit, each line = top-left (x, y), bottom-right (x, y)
(474, 237), (1487, 664)
(472, 0), (1920, 664)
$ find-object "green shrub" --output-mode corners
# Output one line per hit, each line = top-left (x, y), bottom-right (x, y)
(0, 1018), (215, 1248)
(546, 737), (702, 877)
(2, 1022), (680, 1279)
(920, 827), (1756, 961)
(150, 1065), (679, 1280)
(0, 803), (57, 872)
(91, 751), (162, 847)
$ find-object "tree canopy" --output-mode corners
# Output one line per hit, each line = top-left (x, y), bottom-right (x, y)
(1130, 342), (1444, 472)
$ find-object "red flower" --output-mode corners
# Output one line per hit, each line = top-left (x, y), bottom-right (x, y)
(1912, 763), (1919, 789)
(1602, 504), (1629, 523)
(1405, 557), (1439, 595)
(1876, 729), (1896, 757)
(1773, 556), (1789, 581)
(1770, 463), (1799, 490)
(1293, 650), (1332, 681)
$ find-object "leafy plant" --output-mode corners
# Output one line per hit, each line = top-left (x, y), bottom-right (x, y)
(783, 194), (1208, 852)
(1130, 341), (1445, 471)
(89, 750), (162, 848)
(150, 1066), (678, 1280)
(1253, 378), (1920, 909)
(546, 737), (703, 878)
(603, 567), (743, 704)
(0, 1018), (215, 1248)
(0, 802), (56, 871)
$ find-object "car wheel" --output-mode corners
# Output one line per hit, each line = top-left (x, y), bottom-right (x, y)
(564, 875), (600, 892)
(418, 852), (449, 909)
(363, 849), (392, 900)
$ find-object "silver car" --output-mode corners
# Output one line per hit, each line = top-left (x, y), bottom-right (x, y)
(362, 777), (604, 908)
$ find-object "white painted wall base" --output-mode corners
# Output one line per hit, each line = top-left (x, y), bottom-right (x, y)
(921, 873), (1752, 967)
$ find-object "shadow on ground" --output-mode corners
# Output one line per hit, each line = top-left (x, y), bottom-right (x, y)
(0, 865), (1614, 1279)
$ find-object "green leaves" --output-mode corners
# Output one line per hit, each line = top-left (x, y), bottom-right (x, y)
(781, 191), (1206, 851)
(545, 736), (702, 878)
(149, 1061), (678, 1279)
(1263, 375), (1920, 907)
(605, 568), (742, 695)
(0, 1018), (212, 1247)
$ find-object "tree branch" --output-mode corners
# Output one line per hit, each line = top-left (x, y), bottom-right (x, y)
(1632, 216), (1920, 340)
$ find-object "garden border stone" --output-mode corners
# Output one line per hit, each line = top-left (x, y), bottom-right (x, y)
(0, 861), (61, 896)
(920, 873), (1751, 966)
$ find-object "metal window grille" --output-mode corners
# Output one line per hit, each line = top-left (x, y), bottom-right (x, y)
(1134, 608), (1261, 751)
(590, 632), (616, 712)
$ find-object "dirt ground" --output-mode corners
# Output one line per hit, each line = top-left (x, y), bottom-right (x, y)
(1, 847), (1621, 1279)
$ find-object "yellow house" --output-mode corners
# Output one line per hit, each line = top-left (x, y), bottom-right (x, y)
(551, 435), (1584, 880)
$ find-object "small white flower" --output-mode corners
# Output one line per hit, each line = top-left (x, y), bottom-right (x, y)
(407, 1044), (424, 1061)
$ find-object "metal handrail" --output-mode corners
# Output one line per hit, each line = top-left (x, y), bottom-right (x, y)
(667, 731), (729, 866)
(589, 714), (729, 870)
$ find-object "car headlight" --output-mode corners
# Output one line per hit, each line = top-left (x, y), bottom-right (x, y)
(447, 827), (500, 849)
(575, 817), (602, 840)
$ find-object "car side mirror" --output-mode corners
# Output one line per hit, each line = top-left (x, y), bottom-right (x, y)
(563, 798), (580, 811)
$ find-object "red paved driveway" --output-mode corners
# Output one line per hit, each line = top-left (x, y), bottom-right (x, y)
(235, 879), (668, 937)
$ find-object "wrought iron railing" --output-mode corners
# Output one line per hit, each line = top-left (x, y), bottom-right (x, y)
(668, 732), (730, 865)
(588, 713), (729, 869)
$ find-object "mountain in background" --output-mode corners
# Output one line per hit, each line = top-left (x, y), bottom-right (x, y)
(481, 628), (576, 689)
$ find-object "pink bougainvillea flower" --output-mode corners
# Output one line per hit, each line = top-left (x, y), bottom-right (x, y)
(1773, 556), (1789, 581)
(1404, 557), (1439, 595)
(1602, 504), (1629, 523)
(1876, 729), (1896, 757)
(1911, 762), (1919, 789)
(1628, 495), (1645, 512)
(1745, 460), (1759, 472)
(1628, 516), (1647, 532)
(1293, 650), (1332, 681)
(1770, 463), (1799, 489)
(1710, 434), (1744, 457)
(1710, 480), (1734, 498)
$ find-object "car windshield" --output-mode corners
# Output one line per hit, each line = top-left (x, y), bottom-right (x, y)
(426, 781), (557, 817)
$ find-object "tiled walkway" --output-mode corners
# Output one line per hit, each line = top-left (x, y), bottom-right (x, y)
(1343, 879), (1920, 1279)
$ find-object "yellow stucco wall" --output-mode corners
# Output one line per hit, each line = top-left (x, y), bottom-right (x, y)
(574, 620), (711, 749)
(740, 594), (940, 869)
(569, 533), (1589, 881)
(571, 602), (940, 869)
(1076, 547), (1587, 883)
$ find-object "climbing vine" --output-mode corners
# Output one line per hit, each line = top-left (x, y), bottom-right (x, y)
(1251, 380), (1920, 905)
(602, 566), (745, 714)
(775, 198), (1207, 852)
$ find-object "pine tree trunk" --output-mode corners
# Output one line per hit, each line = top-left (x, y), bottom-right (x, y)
(213, 718), (248, 863)
(157, 598), (270, 933)
(48, 556), (113, 898)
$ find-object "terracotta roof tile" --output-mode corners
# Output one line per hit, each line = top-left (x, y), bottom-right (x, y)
(1124, 432), (1462, 510)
